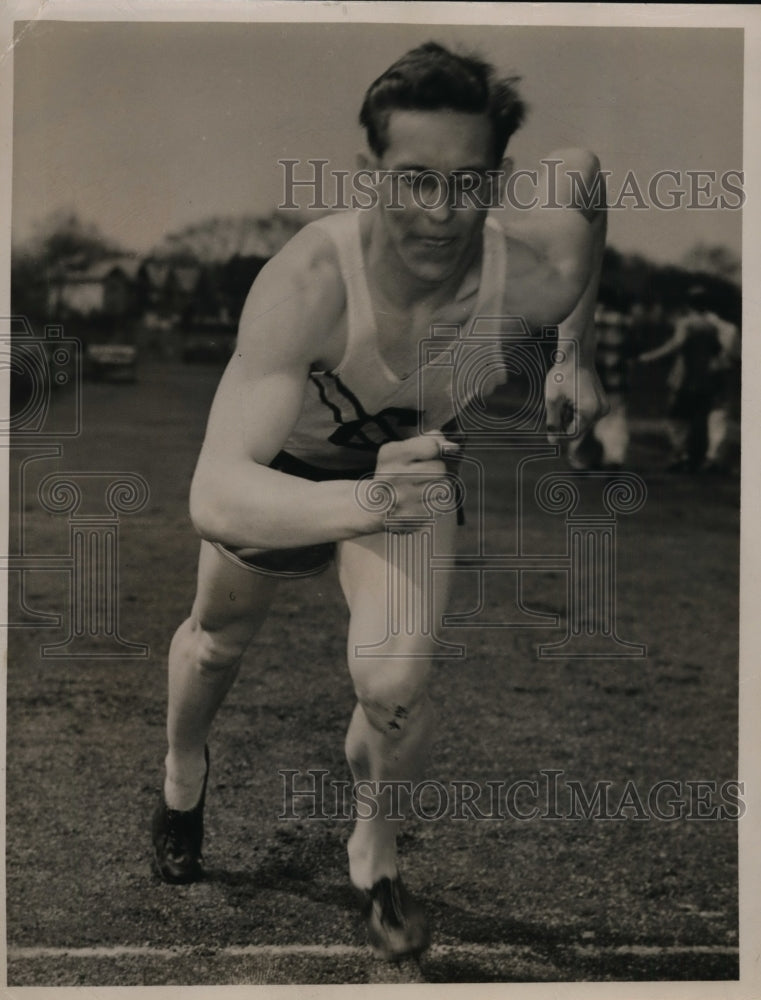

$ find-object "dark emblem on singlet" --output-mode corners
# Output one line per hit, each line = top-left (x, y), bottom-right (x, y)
(310, 372), (423, 454)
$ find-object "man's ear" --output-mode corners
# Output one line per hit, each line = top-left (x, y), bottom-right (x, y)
(356, 150), (383, 196)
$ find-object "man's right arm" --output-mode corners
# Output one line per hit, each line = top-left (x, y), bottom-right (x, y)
(188, 229), (383, 550)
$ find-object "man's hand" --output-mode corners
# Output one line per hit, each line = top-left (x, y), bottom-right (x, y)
(545, 355), (608, 446)
(362, 433), (459, 524)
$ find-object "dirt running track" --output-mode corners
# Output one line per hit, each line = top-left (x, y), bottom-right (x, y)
(6, 360), (740, 986)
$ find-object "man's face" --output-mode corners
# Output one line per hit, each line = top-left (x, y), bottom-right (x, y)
(371, 109), (499, 285)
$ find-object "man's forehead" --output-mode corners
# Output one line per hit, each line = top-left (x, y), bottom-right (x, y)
(381, 109), (495, 167)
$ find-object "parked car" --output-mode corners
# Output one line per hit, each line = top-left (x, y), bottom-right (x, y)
(84, 342), (138, 382)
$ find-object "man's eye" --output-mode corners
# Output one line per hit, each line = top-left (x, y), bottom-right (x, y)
(452, 171), (487, 191)
(418, 172), (442, 191)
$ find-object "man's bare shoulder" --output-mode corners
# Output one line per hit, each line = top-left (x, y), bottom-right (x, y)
(238, 217), (346, 360)
(489, 219), (552, 318)
(499, 225), (546, 278)
(247, 218), (345, 313)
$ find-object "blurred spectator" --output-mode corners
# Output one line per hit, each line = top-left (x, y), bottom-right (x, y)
(636, 285), (740, 473)
(567, 303), (633, 471)
(705, 314), (741, 473)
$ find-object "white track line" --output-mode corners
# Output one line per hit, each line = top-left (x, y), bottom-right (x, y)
(8, 943), (739, 961)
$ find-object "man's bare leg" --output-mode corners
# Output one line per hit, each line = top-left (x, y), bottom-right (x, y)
(153, 540), (278, 883)
(336, 513), (456, 955)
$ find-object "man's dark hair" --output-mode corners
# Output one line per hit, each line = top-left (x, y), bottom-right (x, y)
(686, 284), (709, 311)
(359, 41), (526, 163)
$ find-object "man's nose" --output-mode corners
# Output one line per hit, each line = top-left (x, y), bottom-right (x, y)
(426, 197), (456, 224)
(415, 173), (456, 222)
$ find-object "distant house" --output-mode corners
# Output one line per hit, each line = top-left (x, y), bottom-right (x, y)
(46, 250), (270, 333)
(140, 260), (170, 294)
(220, 254), (269, 323)
(166, 264), (202, 321)
(137, 259), (203, 323)
(172, 265), (201, 297)
(48, 256), (142, 318)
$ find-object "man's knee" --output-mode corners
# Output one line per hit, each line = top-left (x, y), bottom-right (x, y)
(351, 658), (431, 739)
(190, 615), (253, 677)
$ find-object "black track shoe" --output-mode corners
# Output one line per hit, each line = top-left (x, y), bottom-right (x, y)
(151, 747), (209, 884)
(361, 876), (431, 960)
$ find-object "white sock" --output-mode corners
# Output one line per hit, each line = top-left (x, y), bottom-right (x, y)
(348, 823), (398, 890)
(164, 749), (207, 811)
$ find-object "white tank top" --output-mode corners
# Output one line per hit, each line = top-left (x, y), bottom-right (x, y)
(282, 210), (510, 470)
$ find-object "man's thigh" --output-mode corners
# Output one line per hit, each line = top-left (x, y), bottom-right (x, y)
(192, 539), (279, 636)
(336, 512), (458, 656)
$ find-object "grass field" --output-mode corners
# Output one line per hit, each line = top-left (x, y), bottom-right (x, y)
(5, 358), (741, 986)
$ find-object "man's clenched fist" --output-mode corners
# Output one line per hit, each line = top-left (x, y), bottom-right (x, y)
(358, 433), (460, 527)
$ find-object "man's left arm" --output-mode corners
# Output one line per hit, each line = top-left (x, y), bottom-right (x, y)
(542, 149), (609, 444)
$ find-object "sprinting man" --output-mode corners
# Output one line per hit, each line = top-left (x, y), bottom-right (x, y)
(151, 41), (608, 961)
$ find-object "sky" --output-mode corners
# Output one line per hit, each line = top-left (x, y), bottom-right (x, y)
(10, 18), (744, 266)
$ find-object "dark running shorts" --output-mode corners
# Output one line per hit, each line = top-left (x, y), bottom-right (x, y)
(213, 448), (464, 579)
